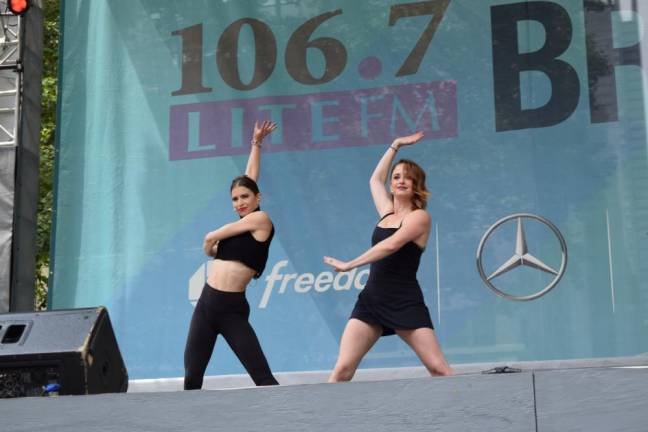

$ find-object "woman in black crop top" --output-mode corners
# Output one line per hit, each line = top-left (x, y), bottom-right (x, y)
(184, 121), (279, 389)
(324, 131), (453, 381)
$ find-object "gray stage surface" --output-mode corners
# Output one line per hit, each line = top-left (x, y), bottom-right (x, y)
(2, 366), (647, 432)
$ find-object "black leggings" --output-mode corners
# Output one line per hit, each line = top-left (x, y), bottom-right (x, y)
(184, 283), (278, 389)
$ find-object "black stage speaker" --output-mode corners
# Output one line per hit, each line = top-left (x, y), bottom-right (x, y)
(0, 307), (128, 398)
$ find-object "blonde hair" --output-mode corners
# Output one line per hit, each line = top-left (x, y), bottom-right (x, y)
(391, 159), (430, 209)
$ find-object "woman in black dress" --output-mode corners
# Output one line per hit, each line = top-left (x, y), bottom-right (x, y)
(184, 121), (279, 389)
(324, 132), (452, 381)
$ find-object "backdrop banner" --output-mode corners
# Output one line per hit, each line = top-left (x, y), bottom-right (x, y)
(53, 0), (648, 379)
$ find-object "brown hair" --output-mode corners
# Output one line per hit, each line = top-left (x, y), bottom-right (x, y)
(230, 175), (260, 194)
(391, 159), (430, 209)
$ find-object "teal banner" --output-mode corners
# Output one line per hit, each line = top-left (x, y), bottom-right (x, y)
(53, 0), (648, 379)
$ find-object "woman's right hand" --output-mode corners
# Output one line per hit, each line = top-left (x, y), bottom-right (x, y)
(323, 256), (351, 273)
(252, 120), (278, 145)
(209, 241), (219, 257)
(392, 131), (424, 150)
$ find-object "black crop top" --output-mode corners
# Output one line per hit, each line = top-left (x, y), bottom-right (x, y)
(214, 218), (274, 279)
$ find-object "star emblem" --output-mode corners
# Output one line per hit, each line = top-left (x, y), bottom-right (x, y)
(476, 213), (568, 301)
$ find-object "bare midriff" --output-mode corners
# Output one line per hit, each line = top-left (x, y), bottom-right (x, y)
(207, 259), (256, 292)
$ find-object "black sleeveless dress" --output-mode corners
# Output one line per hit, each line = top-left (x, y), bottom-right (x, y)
(350, 217), (434, 336)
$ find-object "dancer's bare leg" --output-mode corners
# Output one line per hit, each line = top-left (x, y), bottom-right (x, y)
(396, 327), (453, 376)
(329, 319), (382, 382)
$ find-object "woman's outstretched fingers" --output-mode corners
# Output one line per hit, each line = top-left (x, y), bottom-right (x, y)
(255, 120), (278, 141)
(323, 256), (347, 272)
(394, 131), (424, 146)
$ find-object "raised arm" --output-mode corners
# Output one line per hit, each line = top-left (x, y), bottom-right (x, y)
(245, 121), (277, 182)
(370, 131), (425, 217)
(203, 211), (272, 256)
(324, 209), (430, 272)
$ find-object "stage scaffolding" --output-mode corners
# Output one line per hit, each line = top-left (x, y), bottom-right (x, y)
(0, 0), (43, 313)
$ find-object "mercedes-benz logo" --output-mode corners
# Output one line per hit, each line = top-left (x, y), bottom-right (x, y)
(476, 213), (567, 301)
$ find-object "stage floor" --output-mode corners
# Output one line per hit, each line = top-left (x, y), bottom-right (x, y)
(2, 365), (647, 432)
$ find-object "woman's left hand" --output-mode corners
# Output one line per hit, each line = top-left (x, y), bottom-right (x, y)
(323, 256), (351, 273)
(253, 120), (278, 144)
(392, 131), (424, 149)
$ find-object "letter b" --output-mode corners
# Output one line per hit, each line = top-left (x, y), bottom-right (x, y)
(491, 2), (579, 131)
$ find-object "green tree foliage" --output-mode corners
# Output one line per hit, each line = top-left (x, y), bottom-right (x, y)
(35, 0), (59, 310)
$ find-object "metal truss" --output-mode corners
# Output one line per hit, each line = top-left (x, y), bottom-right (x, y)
(0, 3), (22, 148)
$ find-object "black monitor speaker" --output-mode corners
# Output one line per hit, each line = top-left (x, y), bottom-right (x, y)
(0, 307), (128, 398)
